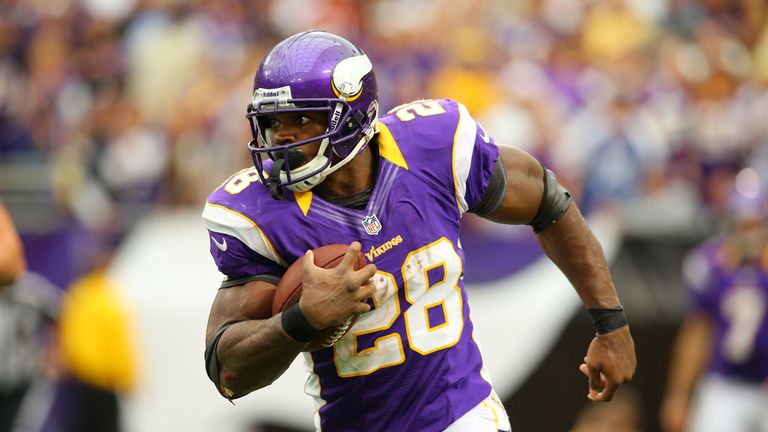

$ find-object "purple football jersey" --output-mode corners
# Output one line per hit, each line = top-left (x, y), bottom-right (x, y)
(203, 99), (500, 431)
(683, 238), (768, 383)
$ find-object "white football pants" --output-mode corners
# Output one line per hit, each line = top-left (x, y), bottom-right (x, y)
(689, 374), (768, 432)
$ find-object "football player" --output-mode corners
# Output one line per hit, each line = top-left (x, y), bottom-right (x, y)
(661, 170), (768, 432)
(202, 30), (636, 432)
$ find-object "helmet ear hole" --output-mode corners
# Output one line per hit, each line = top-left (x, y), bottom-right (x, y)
(345, 111), (366, 131)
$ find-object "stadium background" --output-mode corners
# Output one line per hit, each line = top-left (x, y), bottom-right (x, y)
(1, 0), (766, 431)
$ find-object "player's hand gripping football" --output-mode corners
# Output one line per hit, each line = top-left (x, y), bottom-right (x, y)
(299, 241), (377, 329)
(579, 326), (636, 401)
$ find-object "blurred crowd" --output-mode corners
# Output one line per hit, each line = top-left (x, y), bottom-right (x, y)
(1, 0), (767, 254)
(1, 1), (767, 431)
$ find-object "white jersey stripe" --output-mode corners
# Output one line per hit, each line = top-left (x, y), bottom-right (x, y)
(302, 353), (327, 432)
(202, 202), (287, 267)
(452, 102), (478, 215)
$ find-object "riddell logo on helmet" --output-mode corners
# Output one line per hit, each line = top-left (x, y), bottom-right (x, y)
(253, 86), (292, 103)
(330, 108), (342, 130)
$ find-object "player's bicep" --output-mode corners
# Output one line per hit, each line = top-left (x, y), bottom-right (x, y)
(481, 145), (544, 225)
(206, 279), (277, 343)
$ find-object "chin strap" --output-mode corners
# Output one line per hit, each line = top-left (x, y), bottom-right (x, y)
(269, 162), (283, 200)
(270, 150), (306, 200)
(286, 123), (377, 193)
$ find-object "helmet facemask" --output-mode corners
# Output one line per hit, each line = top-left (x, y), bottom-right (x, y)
(246, 96), (377, 199)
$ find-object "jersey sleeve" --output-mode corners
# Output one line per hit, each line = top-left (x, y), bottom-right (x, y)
(454, 104), (500, 214)
(202, 200), (287, 287)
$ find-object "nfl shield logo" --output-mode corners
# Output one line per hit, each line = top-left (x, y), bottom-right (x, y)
(362, 214), (382, 235)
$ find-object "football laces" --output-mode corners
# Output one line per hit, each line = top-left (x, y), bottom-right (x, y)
(323, 316), (354, 347)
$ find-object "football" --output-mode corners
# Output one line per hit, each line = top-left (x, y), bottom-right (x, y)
(272, 244), (367, 352)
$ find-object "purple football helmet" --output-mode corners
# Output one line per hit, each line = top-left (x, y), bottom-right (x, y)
(246, 30), (379, 197)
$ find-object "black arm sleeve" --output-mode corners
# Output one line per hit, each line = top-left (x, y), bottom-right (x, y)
(469, 156), (508, 217)
(528, 163), (572, 232)
(220, 273), (281, 289)
(204, 322), (235, 395)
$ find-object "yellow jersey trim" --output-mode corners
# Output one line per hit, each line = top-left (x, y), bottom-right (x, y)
(294, 191), (313, 216)
(378, 123), (409, 170)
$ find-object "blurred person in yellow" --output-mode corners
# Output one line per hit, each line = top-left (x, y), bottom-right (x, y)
(660, 168), (768, 432)
(42, 240), (138, 432)
(0, 202), (61, 432)
(427, 26), (502, 116)
(0, 202), (25, 286)
(580, 0), (656, 66)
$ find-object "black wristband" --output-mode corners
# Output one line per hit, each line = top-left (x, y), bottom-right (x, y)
(281, 303), (321, 342)
(588, 306), (628, 334)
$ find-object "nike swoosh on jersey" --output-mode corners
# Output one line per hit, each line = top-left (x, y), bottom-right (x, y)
(479, 125), (490, 143)
(212, 236), (228, 252)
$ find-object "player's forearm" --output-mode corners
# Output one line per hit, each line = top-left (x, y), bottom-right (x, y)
(536, 204), (620, 308)
(665, 313), (712, 398)
(217, 315), (305, 397)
